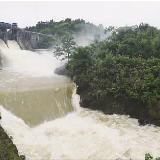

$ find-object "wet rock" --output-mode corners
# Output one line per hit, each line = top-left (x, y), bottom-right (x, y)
(0, 54), (2, 70)
(54, 65), (67, 75)
(20, 155), (26, 160)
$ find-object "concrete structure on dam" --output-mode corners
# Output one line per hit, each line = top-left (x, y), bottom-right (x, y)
(0, 22), (49, 69)
(16, 29), (40, 50)
(0, 22), (44, 51)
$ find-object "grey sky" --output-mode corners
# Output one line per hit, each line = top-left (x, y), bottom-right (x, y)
(0, 1), (160, 28)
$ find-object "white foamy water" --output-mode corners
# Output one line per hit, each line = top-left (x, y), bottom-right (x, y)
(0, 39), (8, 49)
(7, 40), (21, 50)
(1, 104), (160, 160)
(0, 39), (63, 76)
(0, 48), (62, 76)
(0, 39), (160, 159)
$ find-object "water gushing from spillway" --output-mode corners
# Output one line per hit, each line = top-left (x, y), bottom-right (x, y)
(0, 39), (8, 49)
(1, 105), (160, 159)
(7, 40), (21, 50)
(0, 40), (74, 126)
(0, 40), (160, 159)
(0, 41), (61, 76)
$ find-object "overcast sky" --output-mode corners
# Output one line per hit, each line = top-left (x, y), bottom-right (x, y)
(0, 1), (160, 28)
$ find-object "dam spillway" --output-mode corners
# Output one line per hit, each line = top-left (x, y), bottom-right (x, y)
(0, 31), (160, 159)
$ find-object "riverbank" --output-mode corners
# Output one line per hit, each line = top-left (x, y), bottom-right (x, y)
(54, 64), (160, 127)
(0, 115), (25, 160)
(78, 90), (160, 126)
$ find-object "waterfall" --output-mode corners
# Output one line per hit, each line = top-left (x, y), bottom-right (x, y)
(0, 39), (8, 49)
(0, 40), (62, 76)
(0, 39), (160, 159)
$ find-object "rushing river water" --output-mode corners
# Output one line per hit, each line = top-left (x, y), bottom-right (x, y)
(0, 40), (160, 159)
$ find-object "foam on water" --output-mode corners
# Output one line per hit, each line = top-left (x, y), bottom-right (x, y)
(1, 102), (160, 160)
(0, 40), (63, 77)
(0, 39), (8, 49)
(0, 49), (62, 77)
(7, 40), (21, 50)
(0, 39), (160, 159)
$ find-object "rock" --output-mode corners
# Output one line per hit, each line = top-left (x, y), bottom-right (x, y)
(54, 65), (67, 75)
(20, 155), (26, 160)
(0, 54), (2, 70)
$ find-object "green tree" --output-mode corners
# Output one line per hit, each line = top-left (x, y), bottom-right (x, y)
(26, 18), (104, 47)
(38, 35), (55, 49)
(145, 153), (160, 160)
(53, 35), (76, 61)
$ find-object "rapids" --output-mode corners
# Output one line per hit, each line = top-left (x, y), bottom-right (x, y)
(0, 40), (160, 159)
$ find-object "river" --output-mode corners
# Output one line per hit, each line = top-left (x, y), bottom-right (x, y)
(0, 40), (160, 159)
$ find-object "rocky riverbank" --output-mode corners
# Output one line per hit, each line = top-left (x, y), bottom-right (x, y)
(77, 88), (160, 127)
(54, 65), (160, 127)
(0, 115), (25, 160)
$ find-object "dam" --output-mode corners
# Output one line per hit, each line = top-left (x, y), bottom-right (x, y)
(0, 22), (42, 69)
(0, 23), (160, 159)
(0, 22), (18, 45)
(0, 22), (41, 51)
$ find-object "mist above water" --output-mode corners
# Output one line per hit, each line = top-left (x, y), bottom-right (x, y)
(0, 46), (62, 77)
(73, 24), (108, 47)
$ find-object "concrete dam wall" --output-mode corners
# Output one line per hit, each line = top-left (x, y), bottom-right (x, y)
(16, 29), (40, 51)
(7, 28), (40, 50)
(0, 29), (41, 69)
(0, 23), (46, 69)
(0, 22), (44, 51)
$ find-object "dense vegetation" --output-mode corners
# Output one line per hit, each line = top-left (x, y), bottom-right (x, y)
(26, 18), (104, 48)
(0, 116), (25, 160)
(53, 23), (160, 160)
(145, 153), (160, 160)
(26, 21), (160, 156)
(54, 23), (160, 158)
(67, 23), (160, 103)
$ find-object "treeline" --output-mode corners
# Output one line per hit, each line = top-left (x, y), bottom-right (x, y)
(25, 18), (104, 48)
(66, 23), (160, 105)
